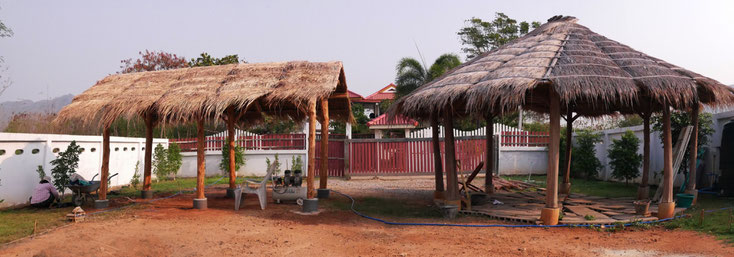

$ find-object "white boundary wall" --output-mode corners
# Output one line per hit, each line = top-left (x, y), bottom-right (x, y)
(0, 132), (167, 208)
(177, 150), (307, 178)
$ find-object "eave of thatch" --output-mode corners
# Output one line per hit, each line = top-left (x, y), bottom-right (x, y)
(390, 15), (734, 120)
(55, 61), (353, 128)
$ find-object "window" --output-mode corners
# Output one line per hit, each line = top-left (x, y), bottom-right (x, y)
(91, 148), (97, 152)
(115, 147), (119, 151)
(0, 149), (5, 155)
(15, 149), (23, 155)
(80, 148), (86, 152)
(123, 147), (128, 151)
(131, 147), (136, 151)
(31, 149), (40, 154)
(52, 148), (60, 153)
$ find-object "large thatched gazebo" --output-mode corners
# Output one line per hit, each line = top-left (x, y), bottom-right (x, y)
(390, 16), (734, 225)
(56, 61), (352, 210)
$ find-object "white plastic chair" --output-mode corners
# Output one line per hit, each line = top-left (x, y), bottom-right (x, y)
(234, 161), (276, 210)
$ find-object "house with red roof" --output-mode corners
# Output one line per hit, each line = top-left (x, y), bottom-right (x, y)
(349, 83), (397, 119)
(366, 113), (418, 139)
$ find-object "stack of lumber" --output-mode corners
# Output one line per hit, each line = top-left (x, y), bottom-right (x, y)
(493, 176), (536, 191)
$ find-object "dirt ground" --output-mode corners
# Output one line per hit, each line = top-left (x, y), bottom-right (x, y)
(1, 177), (732, 257)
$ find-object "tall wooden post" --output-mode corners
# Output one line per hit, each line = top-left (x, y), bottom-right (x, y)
(560, 108), (573, 194)
(658, 106), (675, 219)
(193, 116), (207, 209)
(485, 114), (495, 194)
(685, 104), (700, 203)
(443, 105), (459, 204)
(226, 109), (238, 198)
(142, 114), (155, 199)
(431, 115), (444, 198)
(95, 126), (111, 209)
(319, 98), (329, 190)
(541, 88), (561, 225)
(637, 112), (651, 200)
(306, 100), (317, 199)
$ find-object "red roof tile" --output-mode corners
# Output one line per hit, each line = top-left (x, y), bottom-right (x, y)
(364, 83), (397, 101)
(367, 113), (418, 127)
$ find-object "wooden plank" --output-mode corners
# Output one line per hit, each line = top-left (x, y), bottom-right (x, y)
(566, 206), (612, 220)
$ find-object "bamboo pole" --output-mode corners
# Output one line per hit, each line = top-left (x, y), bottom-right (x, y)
(638, 112), (651, 200)
(142, 114), (154, 196)
(485, 114), (495, 194)
(227, 109), (237, 190)
(561, 108), (573, 194)
(431, 115), (444, 197)
(307, 100), (317, 199)
(319, 98), (329, 189)
(443, 105), (459, 202)
(195, 116), (206, 200)
(685, 104), (700, 203)
(541, 88), (561, 225)
(658, 106), (675, 219)
(99, 126), (110, 201)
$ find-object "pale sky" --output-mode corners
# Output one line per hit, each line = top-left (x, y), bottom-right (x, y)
(0, 0), (732, 102)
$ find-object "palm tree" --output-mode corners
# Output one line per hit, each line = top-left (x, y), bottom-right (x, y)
(395, 54), (461, 99)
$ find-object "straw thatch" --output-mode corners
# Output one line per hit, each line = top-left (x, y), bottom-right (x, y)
(56, 61), (352, 128)
(391, 16), (734, 119)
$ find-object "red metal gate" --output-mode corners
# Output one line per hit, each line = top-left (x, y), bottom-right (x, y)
(314, 134), (346, 177)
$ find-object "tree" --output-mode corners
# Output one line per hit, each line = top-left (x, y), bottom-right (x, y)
(152, 144), (168, 180)
(50, 141), (82, 194)
(457, 12), (541, 59)
(189, 52), (242, 67)
(608, 131), (642, 184)
(0, 6), (12, 98)
(617, 115), (644, 128)
(571, 130), (603, 180)
(394, 54), (461, 99)
(332, 104), (370, 135)
(652, 110), (714, 173)
(249, 116), (301, 134)
(166, 142), (182, 180)
(220, 142), (245, 177)
(120, 50), (189, 74)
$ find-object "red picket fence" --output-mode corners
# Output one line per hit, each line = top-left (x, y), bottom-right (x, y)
(170, 134), (306, 152)
(500, 131), (550, 147)
(314, 135), (346, 177)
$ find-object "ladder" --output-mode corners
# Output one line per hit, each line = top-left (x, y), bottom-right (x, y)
(653, 126), (693, 202)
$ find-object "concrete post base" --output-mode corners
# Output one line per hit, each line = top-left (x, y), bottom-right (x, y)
(657, 202), (676, 219)
(317, 189), (330, 199)
(559, 182), (571, 195)
(302, 198), (319, 213)
(94, 199), (109, 209)
(540, 207), (560, 225)
(226, 188), (237, 199)
(141, 190), (153, 199)
(636, 185), (649, 200)
(683, 189), (698, 205)
(193, 198), (208, 210)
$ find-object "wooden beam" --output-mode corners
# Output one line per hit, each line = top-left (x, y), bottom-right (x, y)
(319, 98), (330, 189)
(307, 100), (317, 199)
(561, 107), (573, 194)
(485, 114), (495, 194)
(99, 126), (110, 200)
(443, 105), (459, 202)
(685, 104), (700, 201)
(637, 112), (651, 200)
(658, 105), (675, 219)
(196, 116), (206, 200)
(431, 115), (444, 197)
(143, 114), (154, 192)
(541, 88), (561, 225)
(227, 108), (237, 189)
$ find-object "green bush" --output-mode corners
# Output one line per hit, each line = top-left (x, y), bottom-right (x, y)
(36, 165), (46, 180)
(50, 141), (82, 193)
(265, 154), (282, 176)
(220, 142), (245, 177)
(152, 143), (183, 181)
(571, 130), (603, 180)
(291, 155), (303, 171)
(608, 131), (642, 184)
(130, 161), (141, 189)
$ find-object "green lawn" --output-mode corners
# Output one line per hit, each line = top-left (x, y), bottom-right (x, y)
(0, 206), (74, 244)
(117, 175), (239, 197)
(664, 194), (734, 244)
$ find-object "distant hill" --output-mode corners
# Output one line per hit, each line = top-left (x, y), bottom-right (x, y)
(0, 94), (74, 130)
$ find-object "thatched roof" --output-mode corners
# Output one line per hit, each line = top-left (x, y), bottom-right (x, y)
(57, 61), (352, 127)
(391, 16), (734, 119)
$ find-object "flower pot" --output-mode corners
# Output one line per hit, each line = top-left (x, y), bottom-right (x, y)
(633, 200), (650, 216)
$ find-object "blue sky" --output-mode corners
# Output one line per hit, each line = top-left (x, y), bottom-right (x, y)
(0, 0), (732, 102)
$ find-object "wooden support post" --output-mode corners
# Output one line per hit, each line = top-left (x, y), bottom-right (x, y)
(541, 88), (561, 225)
(431, 115), (444, 199)
(485, 114), (495, 194)
(685, 104), (699, 204)
(193, 116), (207, 209)
(307, 100), (317, 199)
(443, 106), (459, 203)
(99, 126), (110, 200)
(638, 112), (651, 200)
(142, 114), (155, 198)
(658, 106), (675, 219)
(227, 109), (237, 189)
(319, 98), (329, 189)
(560, 108), (573, 194)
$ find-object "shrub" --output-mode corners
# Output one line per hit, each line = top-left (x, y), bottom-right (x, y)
(571, 130), (603, 180)
(219, 141), (244, 177)
(50, 141), (82, 194)
(130, 161), (141, 189)
(152, 143), (183, 180)
(166, 142), (182, 180)
(291, 155), (303, 171)
(36, 165), (46, 180)
(608, 131), (642, 184)
(265, 154), (282, 176)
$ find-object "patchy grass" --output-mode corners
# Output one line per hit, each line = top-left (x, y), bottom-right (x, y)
(116, 176), (251, 197)
(664, 194), (734, 244)
(323, 196), (441, 219)
(501, 175), (656, 198)
(0, 207), (73, 244)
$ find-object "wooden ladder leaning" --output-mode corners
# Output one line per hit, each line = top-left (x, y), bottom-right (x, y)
(653, 125), (693, 203)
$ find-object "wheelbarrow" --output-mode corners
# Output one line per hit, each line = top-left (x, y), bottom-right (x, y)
(66, 173), (118, 206)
